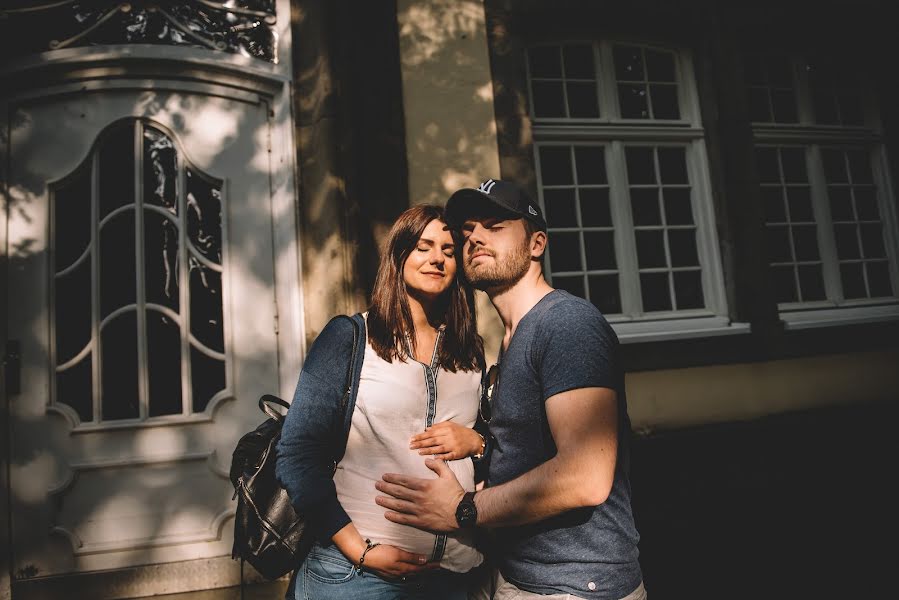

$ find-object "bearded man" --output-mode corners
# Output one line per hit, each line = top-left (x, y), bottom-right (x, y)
(375, 179), (646, 600)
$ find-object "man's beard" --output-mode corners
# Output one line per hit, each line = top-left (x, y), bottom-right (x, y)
(463, 241), (531, 294)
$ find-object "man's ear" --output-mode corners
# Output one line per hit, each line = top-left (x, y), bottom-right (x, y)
(530, 230), (547, 259)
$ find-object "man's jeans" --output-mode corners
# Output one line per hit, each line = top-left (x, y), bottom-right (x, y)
(287, 541), (469, 600)
(472, 568), (648, 600)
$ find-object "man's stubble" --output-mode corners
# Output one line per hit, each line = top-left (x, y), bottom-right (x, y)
(463, 238), (532, 296)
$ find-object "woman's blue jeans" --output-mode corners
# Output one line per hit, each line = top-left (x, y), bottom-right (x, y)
(287, 542), (470, 600)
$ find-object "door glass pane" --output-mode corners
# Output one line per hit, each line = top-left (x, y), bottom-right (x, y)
(54, 163), (92, 272)
(186, 169), (222, 263)
(189, 260), (225, 353)
(100, 209), (137, 318)
(51, 117), (233, 425)
(191, 347), (226, 413)
(101, 312), (139, 420)
(144, 211), (180, 311)
(55, 260), (91, 365)
(98, 121), (135, 220)
(147, 310), (182, 417)
(57, 355), (93, 424)
(144, 126), (178, 214)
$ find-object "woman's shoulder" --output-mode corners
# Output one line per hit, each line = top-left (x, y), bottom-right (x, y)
(305, 314), (364, 367)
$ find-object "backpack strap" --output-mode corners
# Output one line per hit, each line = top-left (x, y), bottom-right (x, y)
(332, 313), (367, 467)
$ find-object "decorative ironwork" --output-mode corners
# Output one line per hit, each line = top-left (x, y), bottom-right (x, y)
(0, 1), (277, 62)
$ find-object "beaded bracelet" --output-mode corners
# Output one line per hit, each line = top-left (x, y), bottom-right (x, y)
(357, 538), (380, 572)
(473, 433), (486, 460)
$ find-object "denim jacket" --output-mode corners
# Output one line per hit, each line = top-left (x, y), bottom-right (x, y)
(275, 314), (366, 540)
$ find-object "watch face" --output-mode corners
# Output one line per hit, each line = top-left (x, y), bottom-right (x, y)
(456, 499), (476, 527)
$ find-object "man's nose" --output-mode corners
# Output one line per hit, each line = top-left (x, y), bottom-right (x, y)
(466, 223), (488, 246)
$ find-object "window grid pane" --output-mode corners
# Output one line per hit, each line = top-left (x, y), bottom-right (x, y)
(805, 57), (865, 126)
(744, 55), (798, 123)
(613, 44), (680, 120)
(539, 144), (621, 315)
(823, 148), (893, 299)
(757, 146), (825, 304)
(626, 146), (703, 312)
(527, 44), (600, 119)
(531, 40), (723, 324)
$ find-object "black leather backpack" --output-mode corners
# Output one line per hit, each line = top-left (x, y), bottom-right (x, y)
(229, 316), (362, 580)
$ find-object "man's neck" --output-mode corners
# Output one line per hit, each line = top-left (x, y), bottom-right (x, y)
(488, 265), (554, 350)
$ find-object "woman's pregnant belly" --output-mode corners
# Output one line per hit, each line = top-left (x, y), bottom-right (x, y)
(334, 453), (475, 557)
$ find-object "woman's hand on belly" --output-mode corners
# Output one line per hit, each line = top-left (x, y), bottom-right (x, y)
(409, 421), (484, 461)
(332, 522), (440, 579)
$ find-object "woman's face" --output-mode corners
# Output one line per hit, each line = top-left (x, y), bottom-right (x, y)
(402, 218), (457, 301)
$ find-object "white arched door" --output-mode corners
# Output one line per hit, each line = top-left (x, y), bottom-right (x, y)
(6, 87), (282, 576)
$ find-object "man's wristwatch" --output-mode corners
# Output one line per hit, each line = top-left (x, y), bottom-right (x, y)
(455, 492), (477, 528)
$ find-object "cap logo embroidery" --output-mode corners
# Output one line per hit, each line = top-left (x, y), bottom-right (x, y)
(528, 205), (538, 216)
(477, 179), (497, 194)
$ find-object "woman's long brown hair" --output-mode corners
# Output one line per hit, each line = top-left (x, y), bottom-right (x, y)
(368, 204), (483, 372)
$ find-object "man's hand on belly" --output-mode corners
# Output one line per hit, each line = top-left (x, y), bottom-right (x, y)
(376, 458), (465, 533)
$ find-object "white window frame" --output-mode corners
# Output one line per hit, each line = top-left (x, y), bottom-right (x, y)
(748, 54), (899, 329)
(529, 40), (746, 342)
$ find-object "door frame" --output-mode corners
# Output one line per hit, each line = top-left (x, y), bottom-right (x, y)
(1, 28), (304, 598)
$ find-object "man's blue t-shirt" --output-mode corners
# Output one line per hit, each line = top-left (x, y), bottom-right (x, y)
(487, 290), (642, 599)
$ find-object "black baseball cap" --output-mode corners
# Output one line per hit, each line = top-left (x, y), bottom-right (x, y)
(445, 179), (547, 232)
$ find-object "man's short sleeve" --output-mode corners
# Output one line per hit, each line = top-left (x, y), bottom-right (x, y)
(533, 298), (619, 400)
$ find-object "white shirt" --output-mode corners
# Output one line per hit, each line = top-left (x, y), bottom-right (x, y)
(333, 318), (483, 573)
